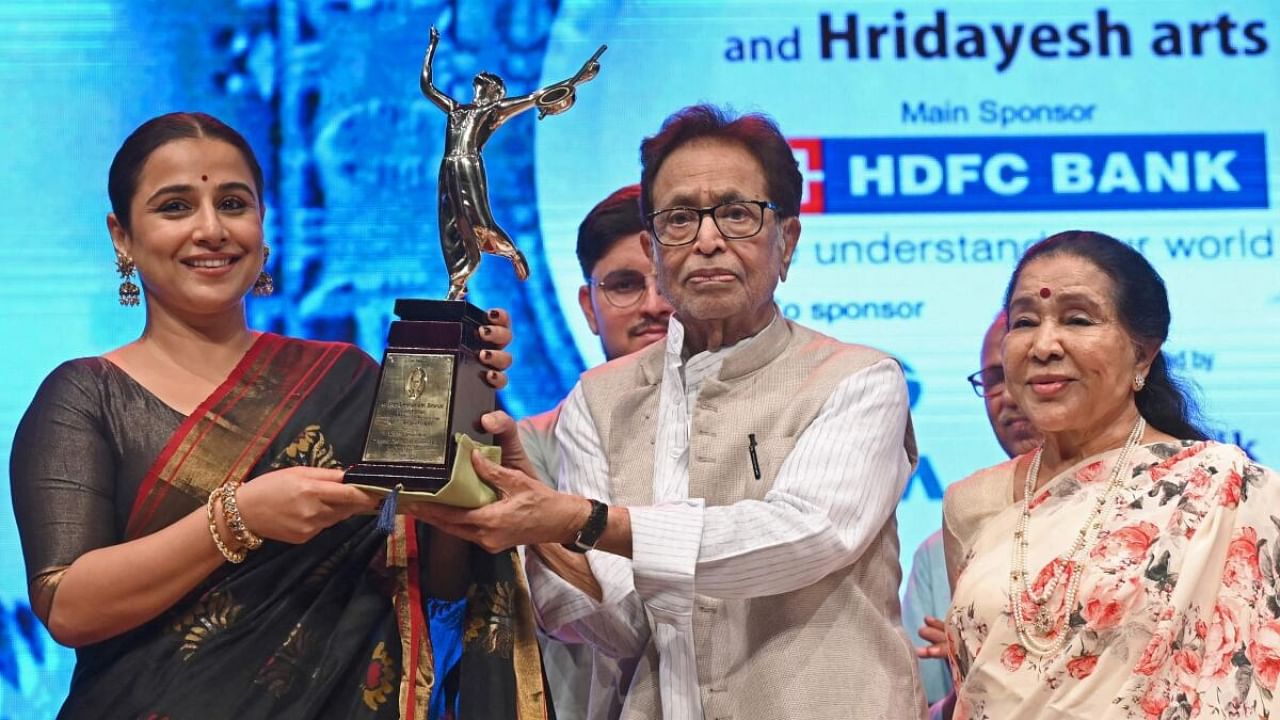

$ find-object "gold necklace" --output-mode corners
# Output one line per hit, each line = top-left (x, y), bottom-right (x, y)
(1010, 416), (1146, 657)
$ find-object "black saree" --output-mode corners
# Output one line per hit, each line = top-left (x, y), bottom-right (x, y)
(12, 334), (551, 720)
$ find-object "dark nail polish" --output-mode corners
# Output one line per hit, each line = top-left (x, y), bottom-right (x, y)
(488, 309), (500, 320)
(481, 350), (492, 361)
(480, 326), (492, 337)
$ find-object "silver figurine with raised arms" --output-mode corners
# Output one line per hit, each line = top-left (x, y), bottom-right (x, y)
(420, 26), (605, 299)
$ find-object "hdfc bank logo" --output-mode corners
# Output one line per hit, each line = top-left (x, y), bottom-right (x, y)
(788, 133), (1266, 214)
(789, 138), (826, 214)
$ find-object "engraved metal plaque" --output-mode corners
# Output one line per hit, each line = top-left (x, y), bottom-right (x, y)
(361, 352), (455, 465)
(345, 300), (493, 495)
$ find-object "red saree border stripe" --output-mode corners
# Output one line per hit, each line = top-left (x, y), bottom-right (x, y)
(391, 523), (411, 715)
(125, 336), (349, 540)
(139, 339), (280, 521)
(185, 347), (278, 482)
(404, 520), (430, 719)
(392, 518), (432, 720)
(217, 342), (345, 486)
(125, 334), (278, 537)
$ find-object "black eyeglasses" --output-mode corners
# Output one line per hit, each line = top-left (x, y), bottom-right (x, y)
(646, 200), (779, 247)
(593, 269), (656, 309)
(967, 365), (1005, 398)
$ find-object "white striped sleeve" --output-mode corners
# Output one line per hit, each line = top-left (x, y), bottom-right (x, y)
(634, 358), (913, 601)
(524, 383), (651, 659)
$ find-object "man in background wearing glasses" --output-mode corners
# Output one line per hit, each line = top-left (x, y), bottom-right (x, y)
(902, 312), (1041, 717)
(413, 104), (925, 719)
(518, 184), (672, 720)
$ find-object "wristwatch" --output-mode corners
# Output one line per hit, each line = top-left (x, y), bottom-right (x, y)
(564, 499), (609, 553)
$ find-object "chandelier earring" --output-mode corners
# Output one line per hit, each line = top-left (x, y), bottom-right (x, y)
(253, 245), (274, 297)
(1134, 374), (1146, 392)
(115, 253), (140, 306)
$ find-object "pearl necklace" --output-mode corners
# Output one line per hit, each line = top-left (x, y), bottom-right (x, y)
(1010, 416), (1147, 657)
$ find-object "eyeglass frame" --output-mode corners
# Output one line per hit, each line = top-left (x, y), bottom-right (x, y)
(644, 199), (781, 247)
(966, 365), (1006, 398)
(589, 269), (659, 309)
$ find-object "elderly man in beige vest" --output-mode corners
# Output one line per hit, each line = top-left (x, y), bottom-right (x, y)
(411, 104), (926, 720)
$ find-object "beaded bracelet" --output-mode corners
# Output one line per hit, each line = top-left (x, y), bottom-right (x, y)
(206, 487), (246, 564)
(219, 481), (264, 551)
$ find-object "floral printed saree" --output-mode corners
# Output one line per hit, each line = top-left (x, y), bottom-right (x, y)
(947, 441), (1280, 719)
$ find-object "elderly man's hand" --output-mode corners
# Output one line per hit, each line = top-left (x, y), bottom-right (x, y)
(915, 616), (950, 659)
(404, 411), (591, 553)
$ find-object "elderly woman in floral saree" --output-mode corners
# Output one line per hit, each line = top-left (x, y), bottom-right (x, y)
(10, 112), (550, 719)
(942, 231), (1279, 719)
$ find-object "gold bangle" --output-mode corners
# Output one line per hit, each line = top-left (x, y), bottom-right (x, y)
(219, 481), (264, 550)
(207, 486), (247, 563)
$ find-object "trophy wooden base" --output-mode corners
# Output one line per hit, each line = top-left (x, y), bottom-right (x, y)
(345, 299), (495, 495)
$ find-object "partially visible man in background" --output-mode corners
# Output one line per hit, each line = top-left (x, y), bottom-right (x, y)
(519, 184), (673, 720)
(901, 311), (1041, 711)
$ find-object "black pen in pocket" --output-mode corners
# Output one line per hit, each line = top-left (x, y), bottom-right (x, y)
(748, 433), (761, 480)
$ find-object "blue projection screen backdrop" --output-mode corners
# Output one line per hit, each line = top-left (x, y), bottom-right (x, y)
(0, 0), (1277, 713)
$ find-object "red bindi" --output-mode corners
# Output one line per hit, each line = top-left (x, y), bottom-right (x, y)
(1039, 287), (1051, 298)
(201, 174), (208, 182)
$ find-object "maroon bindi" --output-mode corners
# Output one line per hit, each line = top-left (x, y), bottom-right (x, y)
(1039, 287), (1051, 298)
(201, 174), (208, 182)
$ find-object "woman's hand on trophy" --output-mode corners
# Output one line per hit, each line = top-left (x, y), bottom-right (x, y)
(405, 412), (586, 553)
(479, 308), (513, 389)
(236, 467), (379, 544)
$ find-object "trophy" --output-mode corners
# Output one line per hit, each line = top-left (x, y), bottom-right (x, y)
(344, 28), (605, 508)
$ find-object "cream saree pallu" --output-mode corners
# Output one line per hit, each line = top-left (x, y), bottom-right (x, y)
(60, 334), (550, 720)
(948, 441), (1280, 720)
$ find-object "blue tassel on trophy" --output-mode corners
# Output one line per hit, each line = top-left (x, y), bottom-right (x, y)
(375, 484), (402, 535)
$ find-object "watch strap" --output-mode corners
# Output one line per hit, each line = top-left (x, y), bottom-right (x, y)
(564, 499), (609, 553)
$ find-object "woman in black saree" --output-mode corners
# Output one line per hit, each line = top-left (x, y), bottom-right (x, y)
(9, 112), (551, 719)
